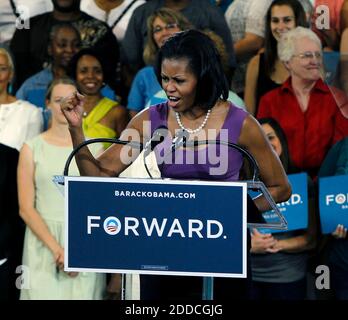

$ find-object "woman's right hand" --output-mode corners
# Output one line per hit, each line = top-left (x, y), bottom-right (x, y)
(60, 91), (85, 128)
(53, 245), (65, 271)
(53, 246), (78, 278)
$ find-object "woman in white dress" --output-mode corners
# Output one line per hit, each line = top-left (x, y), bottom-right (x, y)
(17, 77), (105, 300)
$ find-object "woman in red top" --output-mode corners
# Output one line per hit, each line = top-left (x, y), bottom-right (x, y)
(257, 27), (348, 178)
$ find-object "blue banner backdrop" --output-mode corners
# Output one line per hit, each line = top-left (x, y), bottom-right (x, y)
(65, 177), (247, 278)
(319, 175), (348, 234)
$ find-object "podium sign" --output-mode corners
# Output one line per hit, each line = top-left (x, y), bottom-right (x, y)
(65, 177), (247, 278)
(319, 175), (348, 234)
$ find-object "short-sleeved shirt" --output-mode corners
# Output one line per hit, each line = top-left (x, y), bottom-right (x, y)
(257, 78), (348, 176)
(127, 66), (162, 112)
(0, 100), (43, 151)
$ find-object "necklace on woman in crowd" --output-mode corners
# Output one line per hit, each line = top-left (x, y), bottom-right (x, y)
(175, 109), (211, 134)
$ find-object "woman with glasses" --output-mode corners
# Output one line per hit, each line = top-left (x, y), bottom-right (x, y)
(257, 27), (348, 179)
(244, 0), (308, 115)
(127, 8), (192, 118)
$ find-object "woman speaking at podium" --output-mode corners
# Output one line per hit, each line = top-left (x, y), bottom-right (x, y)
(60, 29), (291, 300)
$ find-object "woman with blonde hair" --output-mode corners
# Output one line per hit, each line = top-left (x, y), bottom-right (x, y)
(18, 77), (105, 299)
(127, 8), (192, 117)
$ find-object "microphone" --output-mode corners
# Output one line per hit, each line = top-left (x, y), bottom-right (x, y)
(143, 125), (168, 157)
(159, 129), (189, 165)
(171, 129), (190, 152)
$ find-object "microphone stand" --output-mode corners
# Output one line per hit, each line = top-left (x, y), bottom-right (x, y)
(62, 138), (142, 177)
(143, 129), (189, 179)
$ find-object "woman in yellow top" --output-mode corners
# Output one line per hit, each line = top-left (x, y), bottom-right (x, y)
(69, 48), (129, 149)
(68, 48), (128, 298)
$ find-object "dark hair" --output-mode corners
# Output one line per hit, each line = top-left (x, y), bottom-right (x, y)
(258, 117), (291, 172)
(48, 22), (80, 46)
(67, 48), (112, 87)
(155, 29), (229, 110)
(264, 0), (307, 76)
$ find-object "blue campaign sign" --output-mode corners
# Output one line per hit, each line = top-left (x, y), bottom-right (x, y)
(64, 177), (247, 278)
(319, 175), (348, 234)
(256, 173), (308, 233)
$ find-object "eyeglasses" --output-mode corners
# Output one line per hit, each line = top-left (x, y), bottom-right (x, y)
(153, 23), (178, 34)
(292, 51), (322, 60)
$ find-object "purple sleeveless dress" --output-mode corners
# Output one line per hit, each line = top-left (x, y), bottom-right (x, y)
(149, 102), (247, 181)
(140, 102), (251, 300)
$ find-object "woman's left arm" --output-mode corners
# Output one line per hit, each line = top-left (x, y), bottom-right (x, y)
(238, 115), (291, 211)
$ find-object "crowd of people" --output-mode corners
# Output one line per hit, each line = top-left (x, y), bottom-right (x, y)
(1, 0), (348, 301)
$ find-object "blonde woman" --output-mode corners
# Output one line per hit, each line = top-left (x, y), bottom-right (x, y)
(127, 8), (192, 117)
(18, 77), (105, 299)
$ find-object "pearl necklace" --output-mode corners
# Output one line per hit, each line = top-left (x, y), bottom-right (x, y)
(175, 109), (211, 134)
